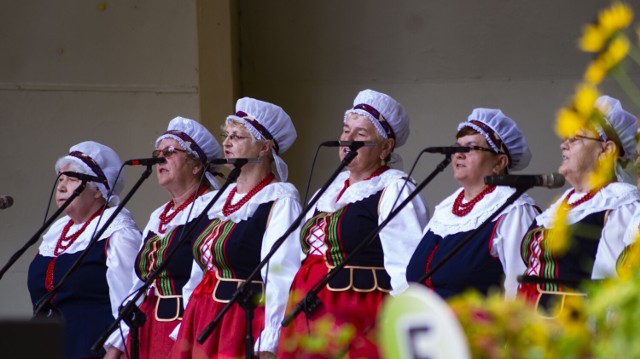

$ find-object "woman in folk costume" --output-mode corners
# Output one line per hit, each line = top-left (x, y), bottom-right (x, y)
(518, 95), (640, 308)
(104, 117), (222, 359)
(406, 109), (539, 299)
(28, 141), (142, 359)
(278, 89), (429, 358)
(170, 98), (302, 359)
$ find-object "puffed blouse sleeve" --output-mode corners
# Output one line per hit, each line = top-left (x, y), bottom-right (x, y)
(593, 201), (639, 279)
(490, 202), (539, 299)
(104, 217), (143, 351)
(378, 178), (429, 296)
(255, 196), (303, 353)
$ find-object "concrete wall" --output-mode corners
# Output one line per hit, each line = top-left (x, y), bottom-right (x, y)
(1, 0), (639, 318)
(236, 0), (640, 210)
(0, 0), (201, 316)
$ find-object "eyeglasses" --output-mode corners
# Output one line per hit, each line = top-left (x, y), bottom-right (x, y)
(563, 135), (604, 145)
(152, 146), (187, 158)
(453, 144), (499, 154)
(220, 132), (250, 142)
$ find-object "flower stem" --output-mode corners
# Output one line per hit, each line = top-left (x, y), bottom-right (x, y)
(611, 66), (640, 108)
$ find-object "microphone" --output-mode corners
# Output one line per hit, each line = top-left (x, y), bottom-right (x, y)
(62, 171), (107, 184)
(424, 146), (472, 154)
(320, 141), (378, 147)
(209, 158), (263, 165)
(0, 195), (13, 210)
(484, 173), (565, 189)
(124, 157), (166, 166)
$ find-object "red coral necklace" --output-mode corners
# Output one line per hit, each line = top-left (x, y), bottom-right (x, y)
(158, 186), (207, 233)
(451, 185), (497, 217)
(54, 208), (103, 256)
(563, 187), (600, 208)
(223, 173), (275, 216)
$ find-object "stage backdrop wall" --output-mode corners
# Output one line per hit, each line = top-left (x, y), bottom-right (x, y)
(1, 0), (639, 319)
(0, 0), (201, 317)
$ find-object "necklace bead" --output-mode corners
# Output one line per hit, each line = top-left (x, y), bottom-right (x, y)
(158, 186), (207, 234)
(451, 185), (497, 217)
(563, 187), (600, 208)
(54, 208), (103, 256)
(222, 173), (275, 217)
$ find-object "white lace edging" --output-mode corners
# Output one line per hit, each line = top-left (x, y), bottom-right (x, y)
(427, 186), (536, 237)
(39, 207), (137, 256)
(536, 182), (640, 228)
(208, 182), (300, 222)
(143, 190), (218, 239)
(314, 169), (410, 213)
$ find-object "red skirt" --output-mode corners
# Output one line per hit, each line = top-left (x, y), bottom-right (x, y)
(125, 292), (180, 359)
(170, 270), (265, 359)
(277, 256), (383, 359)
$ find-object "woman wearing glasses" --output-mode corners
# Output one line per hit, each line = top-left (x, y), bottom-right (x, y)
(278, 89), (429, 358)
(170, 98), (301, 359)
(28, 141), (142, 359)
(406, 108), (538, 300)
(104, 117), (222, 359)
(518, 96), (640, 307)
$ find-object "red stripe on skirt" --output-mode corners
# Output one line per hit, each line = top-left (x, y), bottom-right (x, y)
(278, 255), (383, 359)
(170, 270), (265, 359)
(126, 291), (180, 359)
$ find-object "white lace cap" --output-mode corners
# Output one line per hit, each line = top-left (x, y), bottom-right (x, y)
(155, 116), (223, 189)
(55, 141), (124, 206)
(344, 89), (410, 148)
(226, 97), (297, 181)
(457, 108), (532, 171)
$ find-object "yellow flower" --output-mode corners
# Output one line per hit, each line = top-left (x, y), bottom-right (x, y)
(602, 35), (631, 69)
(555, 108), (585, 138)
(553, 295), (591, 341)
(580, 24), (608, 53)
(548, 202), (571, 254)
(588, 149), (617, 189)
(573, 83), (600, 116)
(598, 2), (634, 34)
(583, 35), (629, 85)
(579, 2), (633, 53)
(617, 241), (640, 280)
(584, 59), (608, 85)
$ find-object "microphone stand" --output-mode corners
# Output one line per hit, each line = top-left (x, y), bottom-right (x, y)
(281, 154), (452, 327)
(195, 143), (366, 358)
(32, 165), (154, 317)
(0, 181), (88, 280)
(91, 164), (243, 358)
(415, 185), (530, 285)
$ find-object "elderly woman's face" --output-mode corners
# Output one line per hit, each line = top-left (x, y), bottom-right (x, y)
(155, 138), (199, 191)
(339, 114), (392, 177)
(56, 164), (103, 222)
(559, 130), (606, 188)
(453, 133), (505, 188)
(221, 123), (262, 162)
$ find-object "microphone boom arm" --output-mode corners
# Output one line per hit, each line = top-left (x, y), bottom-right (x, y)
(415, 186), (530, 284)
(281, 154), (453, 327)
(32, 165), (155, 317)
(195, 145), (365, 350)
(0, 181), (88, 280)
(91, 164), (244, 356)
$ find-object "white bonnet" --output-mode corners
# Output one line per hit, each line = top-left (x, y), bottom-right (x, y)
(344, 89), (410, 148)
(226, 97), (297, 181)
(457, 108), (532, 171)
(55, 141), (124, 206)
(594, 95), (638, 160)
(155, 116), (223, 189)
